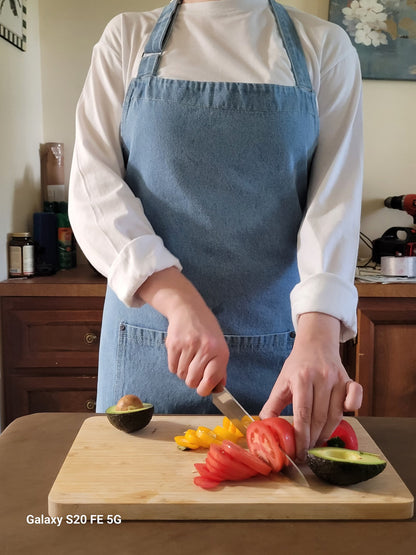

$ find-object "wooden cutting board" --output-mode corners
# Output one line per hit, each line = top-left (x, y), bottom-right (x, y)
(48, 415), (413, 521)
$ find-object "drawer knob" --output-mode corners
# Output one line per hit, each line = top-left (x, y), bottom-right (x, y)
(84, 332), (98, 345)
(86, 399), (96, 411)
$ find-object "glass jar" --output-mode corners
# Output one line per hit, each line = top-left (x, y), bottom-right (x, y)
(8, 232), (35, 278)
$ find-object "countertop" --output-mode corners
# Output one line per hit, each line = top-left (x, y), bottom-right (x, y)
(0, 266), (106, 297)
(0, 266), (415, 298)
(0, 413), (414, 555)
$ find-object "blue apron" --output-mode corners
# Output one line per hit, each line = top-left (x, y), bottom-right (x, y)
(97, 0), (319, 415)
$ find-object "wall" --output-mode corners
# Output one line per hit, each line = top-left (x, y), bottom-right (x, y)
(0, 0), (43, 429)
(38, 0), (160, 186)
(0, 0), (43, 280)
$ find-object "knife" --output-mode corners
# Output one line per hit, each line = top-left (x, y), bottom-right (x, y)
(211, 387), (309, 487)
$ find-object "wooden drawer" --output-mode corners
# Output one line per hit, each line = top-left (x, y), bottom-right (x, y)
(5, 375), (98, 424)
(2, 297), (103, 368)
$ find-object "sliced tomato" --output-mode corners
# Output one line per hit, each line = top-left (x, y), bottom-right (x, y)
(221, 440), (272, 476)
(194, 462), (224, 482)
(261, 417), (296, 463)
(246, 421), (286, 473)
(206, 455), (254, 482)
(193, 475), (220, 489)
(325, 419), (358, 450)
(207, 444), (257, 481)
(204, 458), (231, 480)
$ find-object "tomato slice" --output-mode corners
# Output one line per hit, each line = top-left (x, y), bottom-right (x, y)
(207, 444), (257, 481)
(246, 421), (286, 473)
(194, 462), (224, 482)
(325, 419), (358, 450)
(261, 417), (296, 463)
(221, 440), (272, 476)
(193, 476), (220, 489)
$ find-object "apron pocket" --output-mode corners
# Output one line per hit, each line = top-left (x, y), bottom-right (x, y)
(115, 323), (295, 415)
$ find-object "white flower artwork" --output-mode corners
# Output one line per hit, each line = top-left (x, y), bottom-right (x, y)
(329, 0), (416, 80)
(342, 0), (389, 47)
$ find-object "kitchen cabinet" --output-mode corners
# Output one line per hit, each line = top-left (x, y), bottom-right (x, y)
(352, 282), (416, 417)
(1, 269), (415, 426)
(0, 267), (106, 427)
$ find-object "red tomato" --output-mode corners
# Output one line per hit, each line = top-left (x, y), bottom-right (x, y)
(194, 462), (216, 479)
(204, 457), (231, 481)
(246, 421), (286, 473)
(221, 440), (272, 476)
(325, 419), (358, 450)
(207, 444), (257, 481)
(260, 417), (296, 462)
(193, 476), (220, 489)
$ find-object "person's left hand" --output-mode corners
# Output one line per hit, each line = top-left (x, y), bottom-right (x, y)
(259, 313), (363, 462)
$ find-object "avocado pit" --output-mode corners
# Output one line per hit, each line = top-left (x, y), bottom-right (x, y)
(106, 394), (154, 433)
(115, 394), (144, 412)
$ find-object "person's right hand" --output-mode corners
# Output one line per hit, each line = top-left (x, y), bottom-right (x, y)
(165, 299), (229, 396)
(137, 267), (229, 396)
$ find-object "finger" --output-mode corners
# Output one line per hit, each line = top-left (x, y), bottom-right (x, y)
(196, 358), (227, 397)
(165, 335), (181, 374)
(184, 355), (206, 389)
(166, 346), (181, 374)
(259, 381), (292, 419)
(315, 381), (345, 446)
(344, 380), (363, 412)
(309, 381), (332, 449)
(292, 381), (313, 462)
(176, 346), (198, 380)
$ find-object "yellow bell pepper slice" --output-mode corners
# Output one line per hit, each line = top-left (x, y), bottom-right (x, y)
(174, 435), (200, 450)
(222, 416), (244, 438)
(196, 427), (221, 447)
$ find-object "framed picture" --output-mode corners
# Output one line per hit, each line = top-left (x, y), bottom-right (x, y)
(329, 1), (416, 81)
(0, 0), (26, 51)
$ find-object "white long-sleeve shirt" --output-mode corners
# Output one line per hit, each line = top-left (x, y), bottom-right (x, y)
(69, 0), (363, 342)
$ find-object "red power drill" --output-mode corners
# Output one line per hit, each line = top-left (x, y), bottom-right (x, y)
(384, 195), (416, 224)
(384, 194), (416, 256)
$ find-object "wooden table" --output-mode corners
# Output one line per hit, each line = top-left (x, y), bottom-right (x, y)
(0, 414), (415, 555)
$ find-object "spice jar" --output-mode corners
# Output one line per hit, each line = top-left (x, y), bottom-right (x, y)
(8, 233), (35, 278)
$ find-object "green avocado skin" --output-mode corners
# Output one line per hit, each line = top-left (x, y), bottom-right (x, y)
(306, 448), (387, 486)
(105, 403), (154, 433)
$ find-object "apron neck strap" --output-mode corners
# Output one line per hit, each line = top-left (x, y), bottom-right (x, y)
(138, 0), (183, 78)
(137, 0), (313, 91)
(268, 1), (312, 91)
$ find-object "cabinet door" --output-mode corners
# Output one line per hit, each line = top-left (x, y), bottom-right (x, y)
(2, 297), (103, 368)
(356, 298), (416, 416)
(6, 375), (97, 425)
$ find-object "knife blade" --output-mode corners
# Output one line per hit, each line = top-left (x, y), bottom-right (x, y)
(211, 387), (309, 487)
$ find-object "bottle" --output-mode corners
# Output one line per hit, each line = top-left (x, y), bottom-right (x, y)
(8, 233), (35, 278)
(33, 211), (58, 275)
(40, 143), (65, 204)
(56, 202), (76, 269)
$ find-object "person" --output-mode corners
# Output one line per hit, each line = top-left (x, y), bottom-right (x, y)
(69, 0), (363, 461)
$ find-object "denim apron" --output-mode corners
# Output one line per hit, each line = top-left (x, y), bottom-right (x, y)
(97, 0), (319, 415)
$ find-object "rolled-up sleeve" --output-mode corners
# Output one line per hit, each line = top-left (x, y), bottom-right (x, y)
(68, 16), (182, 308)
(290, 45), (363, 342)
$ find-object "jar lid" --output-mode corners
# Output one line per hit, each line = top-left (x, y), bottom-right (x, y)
(12, 232), (31, 238)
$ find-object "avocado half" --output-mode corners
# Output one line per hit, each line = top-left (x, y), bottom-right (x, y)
(307, 447), (387, 486)
(105, 403), (154, 433)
